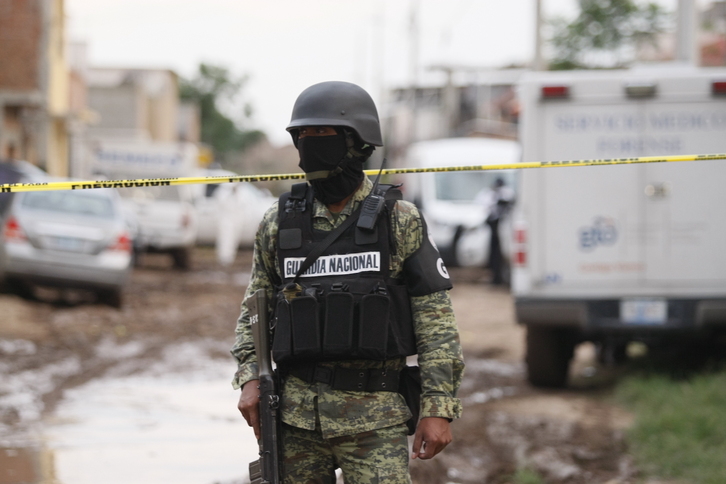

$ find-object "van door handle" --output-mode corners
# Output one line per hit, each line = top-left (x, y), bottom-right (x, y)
(644, 182), (671, 199)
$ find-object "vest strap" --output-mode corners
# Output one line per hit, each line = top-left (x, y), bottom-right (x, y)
(291, 206), (362, 284)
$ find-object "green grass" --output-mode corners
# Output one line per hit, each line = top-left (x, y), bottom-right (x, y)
(616, 370), (726, 484)
(511, 467), (546, 484)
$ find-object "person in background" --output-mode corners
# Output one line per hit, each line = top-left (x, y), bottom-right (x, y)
(216, 185), (241, 266)
(478, 177), (515, 285)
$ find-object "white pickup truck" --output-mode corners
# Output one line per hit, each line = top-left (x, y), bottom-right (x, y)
(91, 140), (201, 269)
(513, 66), (726, 387)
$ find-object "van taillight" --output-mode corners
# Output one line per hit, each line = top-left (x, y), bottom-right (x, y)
(514, 227), (527, 244)
(514, 250), (526, 266)
(3, 217), (26, 241)
(513, 224), (527, 268)
(712, 81), (726, 95)
(109, 232), (132, 252)
(181, 211), (191, 228)
(541, 85), (569, 99)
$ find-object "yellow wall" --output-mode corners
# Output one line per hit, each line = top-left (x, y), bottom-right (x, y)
(46, 0), (69, 176)
(147, 71), (179, 142)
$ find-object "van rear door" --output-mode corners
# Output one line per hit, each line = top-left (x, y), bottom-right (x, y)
(641, 100), (726, 289)
(520, 70), (726, 296)
(532, 100), (648, 294)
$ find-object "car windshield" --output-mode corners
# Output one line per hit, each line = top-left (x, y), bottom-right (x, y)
(21, 191), (115, 217)
(116, 185), (181, 202)
(434, 171), (516, 202)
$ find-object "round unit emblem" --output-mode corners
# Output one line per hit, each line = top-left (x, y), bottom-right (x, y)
(436, 258), (450, 279)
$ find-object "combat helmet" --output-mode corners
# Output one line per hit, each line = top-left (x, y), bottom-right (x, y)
(287, 81), (383, 146)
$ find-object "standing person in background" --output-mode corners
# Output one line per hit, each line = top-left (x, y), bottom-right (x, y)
(231, 81), (464, 483)
(478, 177), (515, 285)
(216, 185), (241, 266)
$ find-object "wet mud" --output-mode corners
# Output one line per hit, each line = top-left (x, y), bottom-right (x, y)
(0, 248), (645, 483)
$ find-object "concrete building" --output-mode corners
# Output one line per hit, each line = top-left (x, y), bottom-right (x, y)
(384, 67), (525, 163)
(86, 68), (184, 143)
(82, 67), (203, 175)
(0, 0), (79, 176)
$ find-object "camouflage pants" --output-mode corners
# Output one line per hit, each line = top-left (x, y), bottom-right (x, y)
(282, 422), (411, 484)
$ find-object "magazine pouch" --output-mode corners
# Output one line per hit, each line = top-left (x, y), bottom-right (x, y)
(290, 295), (320, 357)
(323, 292), (355, 357)
(358, 294), (390, 359)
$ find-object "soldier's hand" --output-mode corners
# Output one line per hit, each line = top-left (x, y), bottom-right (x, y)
(411, 417), (452, 460)
(238, 379), (261, 439)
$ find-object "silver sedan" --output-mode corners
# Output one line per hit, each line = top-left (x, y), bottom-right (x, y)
(0, 188), (133, 307)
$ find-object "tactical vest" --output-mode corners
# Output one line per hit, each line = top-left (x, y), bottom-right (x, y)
(272, 183), (417, 363)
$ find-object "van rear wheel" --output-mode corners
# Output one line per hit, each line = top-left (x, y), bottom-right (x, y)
(99, 288), (123, 309)
(171, 247), (192, 270)
(525, 326), (575, 388)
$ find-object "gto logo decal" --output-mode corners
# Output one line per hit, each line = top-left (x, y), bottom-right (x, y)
(579, 216), (618, 251)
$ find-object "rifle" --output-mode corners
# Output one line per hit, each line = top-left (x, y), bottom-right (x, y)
(247, 289), (282, 484)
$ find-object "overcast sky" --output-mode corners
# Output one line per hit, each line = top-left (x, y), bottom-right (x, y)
(67, 0), (705, 146)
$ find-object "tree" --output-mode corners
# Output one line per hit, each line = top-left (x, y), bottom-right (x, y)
(548, 0), (670, 70)
(180, 63), (265, 157)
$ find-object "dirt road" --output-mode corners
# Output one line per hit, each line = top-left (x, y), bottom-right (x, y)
(0, 248), (639, 483)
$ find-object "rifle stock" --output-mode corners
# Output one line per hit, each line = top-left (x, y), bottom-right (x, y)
(247, 289), (282, 484)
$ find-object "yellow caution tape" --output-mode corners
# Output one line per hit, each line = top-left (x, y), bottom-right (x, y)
(1, 153), (724, 193)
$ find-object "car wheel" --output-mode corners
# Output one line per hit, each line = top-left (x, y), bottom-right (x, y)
(5, 277), (35, 299)
(525, 326), (576, 388)
(172, 247), (192, 270)
(100, 288), (123, 309)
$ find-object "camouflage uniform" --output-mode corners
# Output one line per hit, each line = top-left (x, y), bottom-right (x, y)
(231, 176), (464, 483)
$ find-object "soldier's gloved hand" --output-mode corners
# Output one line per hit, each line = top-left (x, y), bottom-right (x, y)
(411, 417), (452, 460)
(238, 379), (261, 439)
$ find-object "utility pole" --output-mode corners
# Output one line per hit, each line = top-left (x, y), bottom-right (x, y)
(676, 0), (698, 65)
(408, 0), (420, 145)
(533, 0), (544, 70)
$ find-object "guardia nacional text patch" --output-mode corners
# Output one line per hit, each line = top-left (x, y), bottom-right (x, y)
(284, 251), (381, 279)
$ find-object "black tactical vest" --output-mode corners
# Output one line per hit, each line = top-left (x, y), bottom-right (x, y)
(272, 183), (417, 363)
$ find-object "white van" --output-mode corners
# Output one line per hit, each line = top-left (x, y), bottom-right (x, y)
(514, 66), (726, 387)
(400, 137), (521, 270)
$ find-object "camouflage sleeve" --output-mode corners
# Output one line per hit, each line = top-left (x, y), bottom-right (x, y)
(412, 290), (464, 420)
(388, 199), (422, 276)
(230, 202), (280, 390)
(392, 201), (464, 419)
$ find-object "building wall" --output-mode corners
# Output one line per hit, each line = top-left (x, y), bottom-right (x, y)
(89, 84), (141, 134)
(45, 0), (70, 176)
(0, 0), (44, 165)
(146, 70), (178, 142)
(46, 0), (68, 117)
(0, 0), (42, 91)
(0, 0), (74, 176)
(87, 69), (181, 143)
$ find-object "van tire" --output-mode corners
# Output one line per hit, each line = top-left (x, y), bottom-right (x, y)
(100, 288), (123, 309)
(172, 247), (192, 270)
(5, 277), (34, 299)
(525, 326), (575, 388)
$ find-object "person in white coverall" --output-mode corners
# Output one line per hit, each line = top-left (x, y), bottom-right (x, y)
(216, 185), (241, 266)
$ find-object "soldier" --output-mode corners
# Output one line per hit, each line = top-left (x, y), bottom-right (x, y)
(231, 81), (464, 483)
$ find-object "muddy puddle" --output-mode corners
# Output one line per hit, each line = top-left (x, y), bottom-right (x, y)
(4, 341), (257, 484)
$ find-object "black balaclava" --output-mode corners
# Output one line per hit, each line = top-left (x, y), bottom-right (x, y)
(297, 129), (374, 205)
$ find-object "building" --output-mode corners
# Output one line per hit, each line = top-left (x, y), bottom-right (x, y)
(86, 68), (182, 143)
(0, 0), (80, 176)
(384, 67), (525, 163)
(81, 67), (203, 176)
